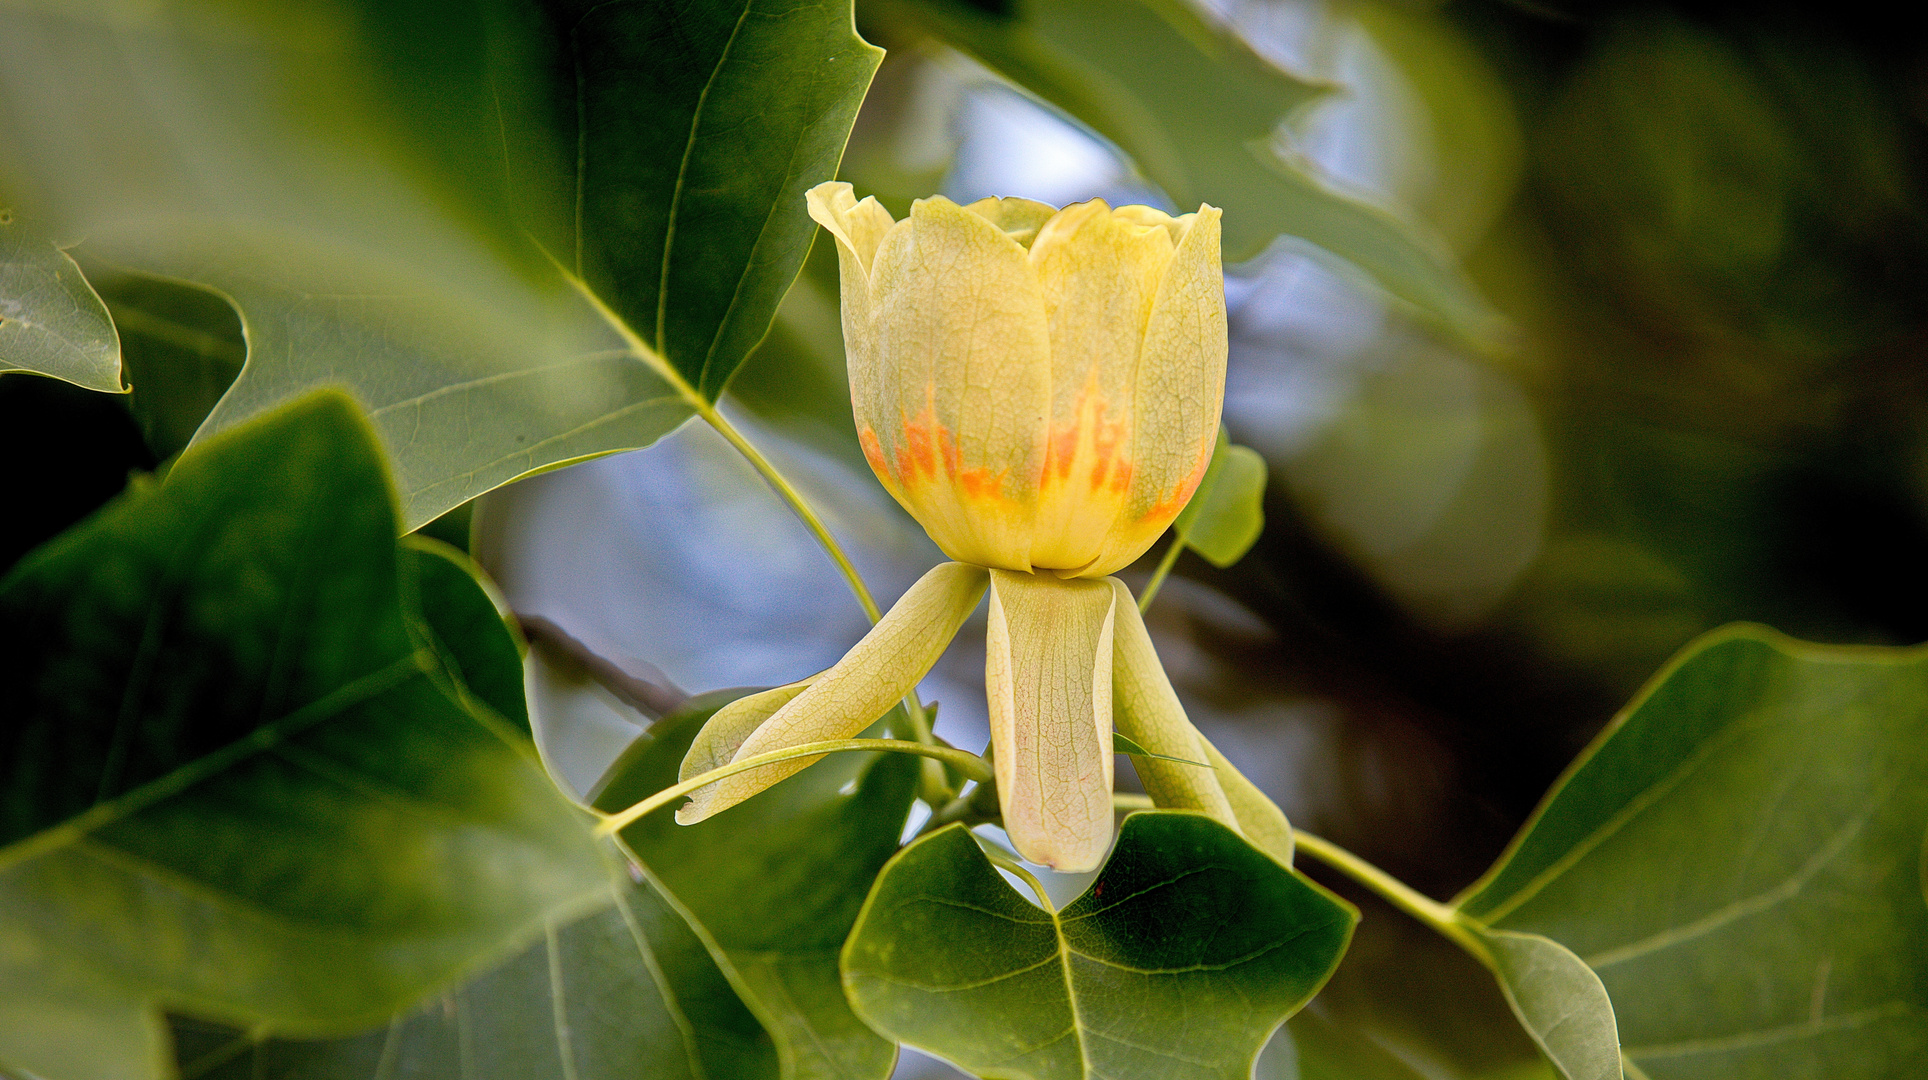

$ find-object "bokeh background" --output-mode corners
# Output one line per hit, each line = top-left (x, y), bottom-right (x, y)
(6, 0), (1927, 1075)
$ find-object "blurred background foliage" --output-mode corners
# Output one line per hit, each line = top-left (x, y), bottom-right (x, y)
(6, 0), (1928, 1075)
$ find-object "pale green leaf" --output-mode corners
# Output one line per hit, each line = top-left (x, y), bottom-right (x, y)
(0, 221), (120, 392)
(842, 812), (1357, 1080)
(1479, 930), (1622, 1080)
(0, 392), (608, 1080)
(1455, 625), (1928, 1079)
(1172, 426), (1268, 569)
(594, 694), (922, 1080)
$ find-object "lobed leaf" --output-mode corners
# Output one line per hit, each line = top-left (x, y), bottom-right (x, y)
(842, 812), (1356, 1080)
(595, 694), (921, 1080)
(1454, 625), (1928, 1079)
(0, 392), (608, 1080)
(0, 0), (880, 529)
(171, 860), (778, 1080)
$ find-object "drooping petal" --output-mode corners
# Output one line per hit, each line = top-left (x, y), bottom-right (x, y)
(985, 570), (1116, 871)
(678, 675), (817, 786)
(1198, 730), (1294, 866)
(1086, 206), (1226, 577)
(862, 197), (1053, 572)
(1026, 200), (1177, 575)
(1106, 579), (1235, 820)
(1108, 578), (1292, 865)
(676, 562), (988, 824)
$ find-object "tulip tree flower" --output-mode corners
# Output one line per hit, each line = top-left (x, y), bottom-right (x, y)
(675, 182), (1290, 873)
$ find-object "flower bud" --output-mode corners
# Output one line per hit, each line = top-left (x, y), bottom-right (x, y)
(806, 183), (1226, 578)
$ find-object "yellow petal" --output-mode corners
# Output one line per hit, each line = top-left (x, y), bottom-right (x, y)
(961, 195), (1059, 249)
(861, 197), (1053, 571)
(985, 570), (1116, 872)
(676, 562), (988, 824)
(1107, 578), (1292, 864)
(810, 183), (902, 515)
(805, 180), (898, 274)
(1086, 205), (1226, 577)
(1026, 199), (1177, 574)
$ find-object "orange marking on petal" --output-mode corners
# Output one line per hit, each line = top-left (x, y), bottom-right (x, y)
(1138, 441), (1213, 522)
(902, 408), (939, 479)
(959, 467), (1005, 501)
(1051, 426), (1079, 480)
(1109, 459), (1132, 493)
(859, 427), (892, 482)
(938, 424), (961, 479)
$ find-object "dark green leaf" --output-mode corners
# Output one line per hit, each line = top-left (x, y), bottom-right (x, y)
(842, 812), (1357, 1080)
(0, 391), (607, 1080)
(173, 861), (777, 1080)
(530, 0), (884, 399)
(1454, 625), (1928, 1079)
(402, 536), (531, 739)
(1171, 426), (1268, 569)
(0, 220), (120, 392)
(88, 269), (246, 463)
(594, 694), (920, 1080)
(871, 0), (1504, 346)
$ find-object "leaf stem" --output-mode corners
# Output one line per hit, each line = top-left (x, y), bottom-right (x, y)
(1137, 534), (1185, 613)
(594, 738), (994, 837)
(1292, 831), (1496, 970)
(561, 266), (937, 742)
(982, 847), (1054, 912)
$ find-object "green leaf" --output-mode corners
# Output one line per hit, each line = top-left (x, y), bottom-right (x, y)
(842, 812), (1357, 1080)
(1171, 426), (1268, 569)
(0, 221), (120, 392)
(172, 862), (778, 1080)
(87, 269), (246, 463)
(534, 0), (884, 399)
(402, 536), (532, 739)
(3, 0), (880, 529)
(0, 391), (608, 1080)
(869, 0), (1505, 346)
(99, 225), (685, 531)
(1476, 930), (1621, 1080)
(1454, 625), (1928, 1079)
(593, 694), (920, 1080)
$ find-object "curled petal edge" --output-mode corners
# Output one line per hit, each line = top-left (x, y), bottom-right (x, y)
(676, 562), (989, 824)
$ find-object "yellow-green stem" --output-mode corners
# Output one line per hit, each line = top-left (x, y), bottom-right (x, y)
(1137, 534), (1186, 613)
(982, 847), (1054, 912)
(595, 737), (994, 837)
(1292, 831), (1496, 971)
(565, 269), (936, 742)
